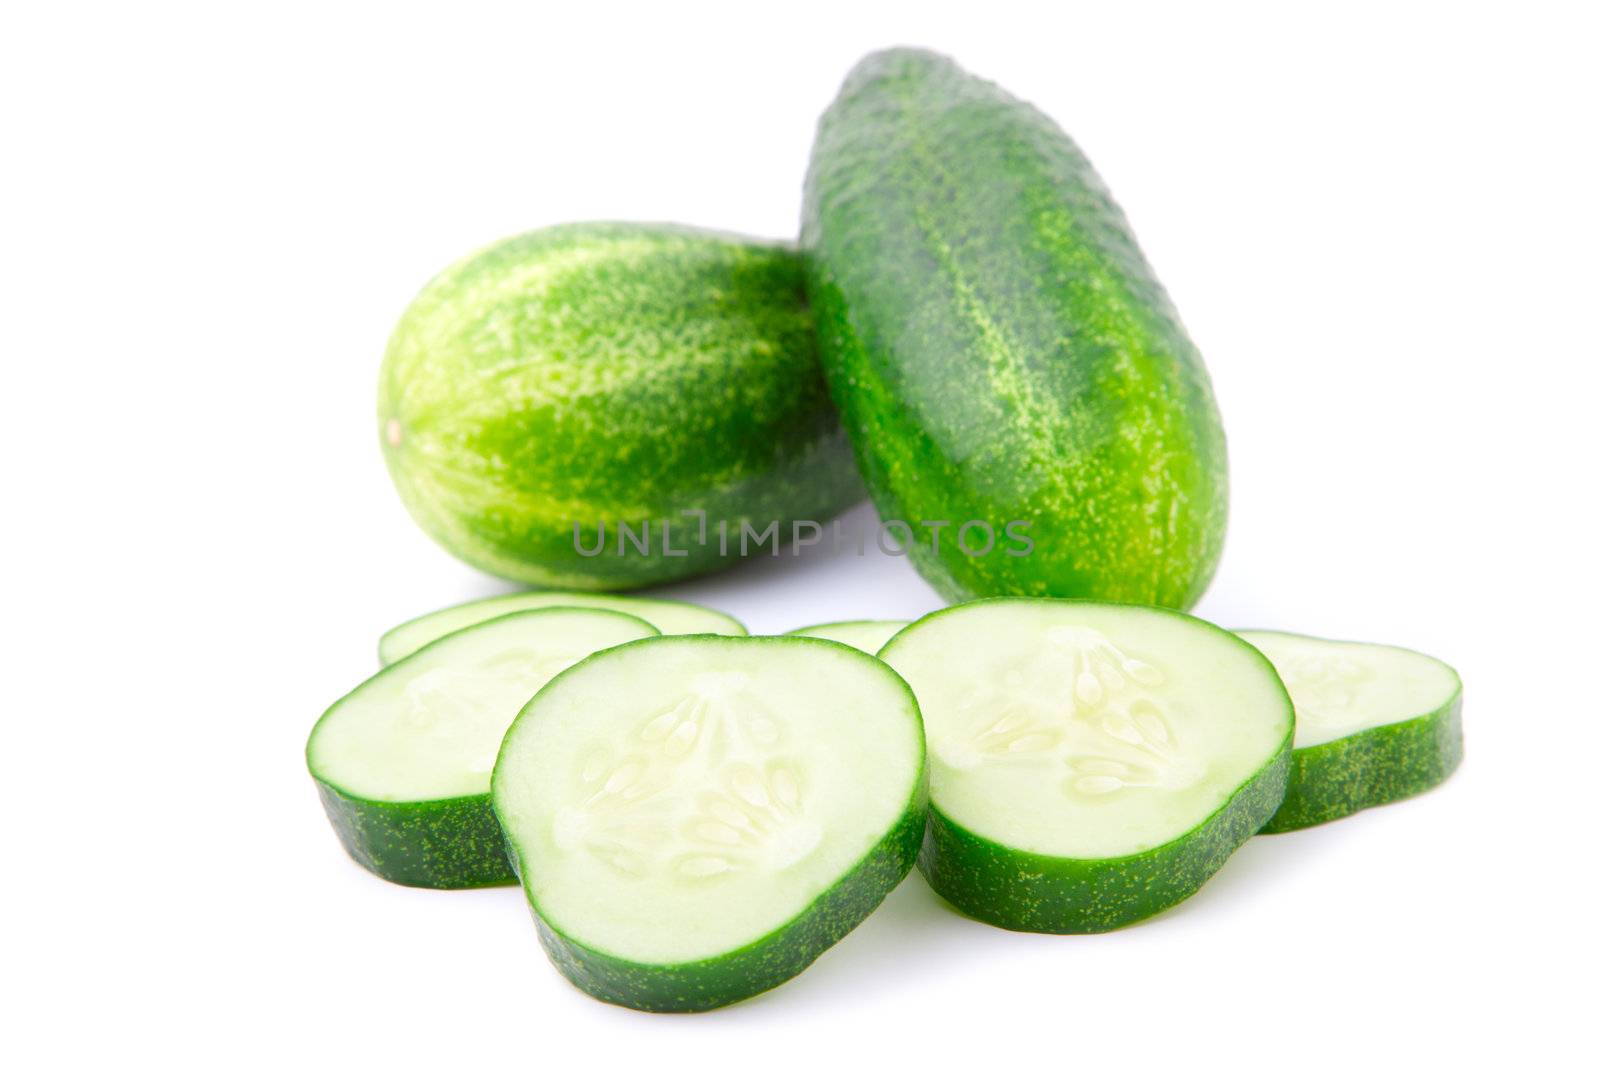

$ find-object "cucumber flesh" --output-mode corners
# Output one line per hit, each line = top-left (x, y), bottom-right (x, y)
(1237, 631), (1458, 747)
(784, 620), (908, 654)
(378, 592), (744, 664)
(1236, 630), (1463, 832)
(492, 635), (926, 1011)
(881, 599), (1291, 932)
(308, 608), (659, 887)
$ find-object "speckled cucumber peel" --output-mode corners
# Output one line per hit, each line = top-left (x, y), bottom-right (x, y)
(881, 599), (1292, 933)
(784, 619), (909, 654)
(378, 222), (862, 591)
(1236, 631), (1463, 833)
(491, 635), (927, 1012)
(802, 49), (1228, 608)
(308, 607), (660, 888)
(378, 591), (745, 665)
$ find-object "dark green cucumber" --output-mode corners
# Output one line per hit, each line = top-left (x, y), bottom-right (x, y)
(1237, 630), (1463, 833)
(379, 222), (861, 590)
(492, 635), (927, 1011)
(880, 598), (1291, 932)
(802, 49), (1227, 608)
(307, 607), (659, 888)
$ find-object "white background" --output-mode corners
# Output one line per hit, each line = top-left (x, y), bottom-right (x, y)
(5, 1), (1596, 1062)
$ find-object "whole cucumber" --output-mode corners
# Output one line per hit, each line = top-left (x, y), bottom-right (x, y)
(802, 50), (1227, 607)
(379, 223), (861, 588)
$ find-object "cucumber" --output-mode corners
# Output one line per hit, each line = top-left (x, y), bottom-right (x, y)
(378, 591), (745, 665)
(379, 222), (862, 590)
(879, 599), (1291, 932)
(491, 635), (926, 1011)
(308, 607), (659, 888)
(784, 619), (908, 654)
(801, 49), (1227, 608)
(1236, 631), (1463, 833)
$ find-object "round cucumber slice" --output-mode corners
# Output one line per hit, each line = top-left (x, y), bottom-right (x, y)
(784, 619), (909, 654)
(880, 598), (1292, 933)
(492, 635), (926, 1012)
(378, 592), (745, 664)
(309, 607), (660, 888)
(1236, 630), (1463, 833)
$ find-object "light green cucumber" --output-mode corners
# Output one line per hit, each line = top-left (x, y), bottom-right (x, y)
(880, 598), (1291, 932)
(380, 222), (862, 590)
(784, 619), (909, 654)
(802, 49), (1227, 608)
(492, 635), (927, 1011)
(379, 591), (744, 665)
(1236, 631), (1463, 833)
(308, 607), (659, 888)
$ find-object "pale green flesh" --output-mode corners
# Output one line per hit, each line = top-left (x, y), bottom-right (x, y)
(312, 609), (659, 802)
(1236, 631), (1460, 748)
(882, 601), (1291, 858)
(378, 593), (744, 664)
(494, 638), (922, 964)
(785, 620), (909, 654)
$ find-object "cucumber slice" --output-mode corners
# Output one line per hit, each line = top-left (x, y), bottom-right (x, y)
(784, 619), (908, 654)
(492, 635), (926, 1011)
(378, 592), (744, 664)
(309, 607), (660, 888)
(1236, 631), (1463, 833)
(880, 599), (1292, 933)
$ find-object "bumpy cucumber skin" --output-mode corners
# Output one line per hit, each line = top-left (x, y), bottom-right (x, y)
(312, 781), (514, 889)
(515, 782), (926, 1012)
(801, 49), (1227, 608)
(920, 740), (1290, 933)
(1263, 691), (1463, 833)
(379, 222), (861, 590)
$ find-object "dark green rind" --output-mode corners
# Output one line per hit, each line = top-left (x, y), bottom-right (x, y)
(511, 783), (926, 1012)
(801, 49), (1227, 608)
(312, 780), (514, 889)
(379, 222), (862, 590)
(1262, 692), (1463, 833)
(919, 740), (1289, 933)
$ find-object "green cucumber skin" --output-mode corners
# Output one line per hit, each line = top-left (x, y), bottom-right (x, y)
(801, 49), (1227, 608)
(379, 222), (861, 590)
(1262, 692), (1463, 833)
(919, 740), (1290, 933)
(515, 780), (925, 1013)
(312, 781), (514, 890)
